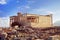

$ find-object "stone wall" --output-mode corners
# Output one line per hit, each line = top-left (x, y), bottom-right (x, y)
(26, 14), (53, 28)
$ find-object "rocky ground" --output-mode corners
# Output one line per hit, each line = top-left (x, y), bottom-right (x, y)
(0, 26), (60, 40)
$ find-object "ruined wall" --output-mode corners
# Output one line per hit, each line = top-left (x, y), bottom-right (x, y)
(10, 13), (31, 27)
(26, 14), (53, 28)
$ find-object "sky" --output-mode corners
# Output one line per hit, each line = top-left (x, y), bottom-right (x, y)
(0, 0), (60, 27)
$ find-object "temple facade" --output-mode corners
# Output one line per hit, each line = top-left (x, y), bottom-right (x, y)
(10, 12), (53, 28)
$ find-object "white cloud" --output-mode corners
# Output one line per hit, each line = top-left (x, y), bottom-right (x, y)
(0, 0), (7, 4)
(29, 8), (54, 15)
(0, 17), (10, 27)
(54, 21), (60, 26)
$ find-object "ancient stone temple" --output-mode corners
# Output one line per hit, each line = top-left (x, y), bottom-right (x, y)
(10, 12), (53, 28)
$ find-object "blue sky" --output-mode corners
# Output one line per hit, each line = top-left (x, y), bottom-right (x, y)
(0, 0), (60, 27)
